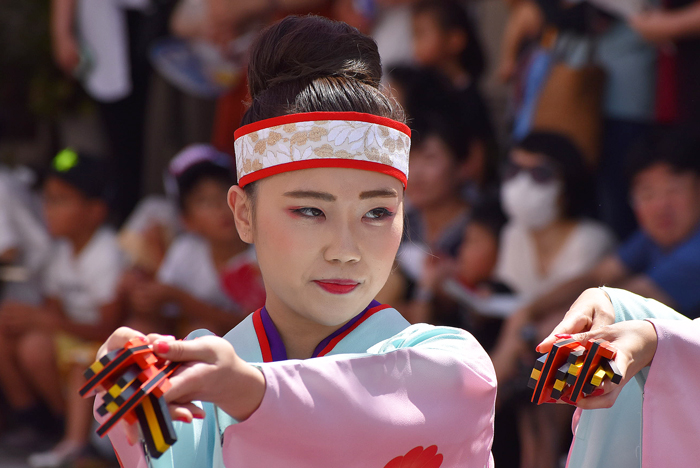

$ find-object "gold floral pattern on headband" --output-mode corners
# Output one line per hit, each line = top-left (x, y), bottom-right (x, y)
(234, 119), (410, 182)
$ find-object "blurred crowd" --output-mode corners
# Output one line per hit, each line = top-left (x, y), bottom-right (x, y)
(1, 0), (700, 467)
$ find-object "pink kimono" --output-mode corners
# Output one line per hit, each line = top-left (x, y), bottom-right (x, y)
(642, 317), (700, 466)
(98, 303), (497, 467)
(567, 288), (700, 468)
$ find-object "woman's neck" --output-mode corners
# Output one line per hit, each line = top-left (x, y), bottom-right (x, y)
(529, 219), (577, 277)
(264, 297), (348, 360)
(422, 197), (469, 246)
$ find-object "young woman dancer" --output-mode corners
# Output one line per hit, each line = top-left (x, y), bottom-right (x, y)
(95, 15), (496, 468)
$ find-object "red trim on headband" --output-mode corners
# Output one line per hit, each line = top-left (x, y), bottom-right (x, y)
(234, 112), (411, 139)
(238, 159), (408, 188)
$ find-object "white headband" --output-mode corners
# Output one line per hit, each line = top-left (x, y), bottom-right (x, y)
(233, 112), (411, 188)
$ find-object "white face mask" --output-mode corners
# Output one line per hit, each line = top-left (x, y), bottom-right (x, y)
(501, 172), (562, 229)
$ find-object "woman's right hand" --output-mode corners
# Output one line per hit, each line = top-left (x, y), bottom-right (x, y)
(96, 328), (177, 444)
(152, 336), (265, 423)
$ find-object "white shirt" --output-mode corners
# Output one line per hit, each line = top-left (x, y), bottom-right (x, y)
(157, 234), (240, 315)
(44, 228), (126, 324)
(76, 0), (149, 101)
(495, 220), (616, 302)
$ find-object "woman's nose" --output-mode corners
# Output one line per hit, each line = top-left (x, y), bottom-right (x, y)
(323, 220), (361, 264)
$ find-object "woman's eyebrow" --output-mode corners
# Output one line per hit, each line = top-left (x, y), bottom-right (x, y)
(283, 190), (336, 201)
(359, 188), (399, 199)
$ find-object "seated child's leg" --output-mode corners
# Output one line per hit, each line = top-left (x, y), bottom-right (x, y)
(0, 331), (37, 410)
(17, 331), (64, 416)
(63, 364), (93, 446)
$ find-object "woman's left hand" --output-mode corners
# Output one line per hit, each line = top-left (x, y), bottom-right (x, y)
(564, 320), (658, 410)
(153, 336), (266, 422)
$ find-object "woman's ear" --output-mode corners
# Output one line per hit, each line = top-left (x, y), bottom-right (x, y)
(228, 185), (254, 244)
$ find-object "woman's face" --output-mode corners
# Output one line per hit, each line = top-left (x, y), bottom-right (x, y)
(234, 168), (404, 329)
(501, 149), (564, 230)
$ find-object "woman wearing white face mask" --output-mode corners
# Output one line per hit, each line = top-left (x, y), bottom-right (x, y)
(496, 132), (616, 303)
(492, 132), (616, 468)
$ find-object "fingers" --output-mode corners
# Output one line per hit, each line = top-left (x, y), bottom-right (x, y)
(575, 380), (624, 410)
(145, 334), (175, 345)
(169, 402), (206, 423)
(536, 289), (615, 353)
(152, 336), (222, 363)
(97, 327), (146, 359)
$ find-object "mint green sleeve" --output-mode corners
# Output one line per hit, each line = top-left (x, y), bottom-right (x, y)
(600, 287), (689, 323)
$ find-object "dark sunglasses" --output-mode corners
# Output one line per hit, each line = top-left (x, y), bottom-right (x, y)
(501, 160), (557, 184)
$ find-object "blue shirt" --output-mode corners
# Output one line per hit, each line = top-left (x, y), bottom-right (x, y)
(617, 224), (700, 317)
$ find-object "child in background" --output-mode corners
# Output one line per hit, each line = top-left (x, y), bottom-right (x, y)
(410, 197), (514, 346)
(411, 0), (494, 142)
(125, 144), (261, 337)
(0, 149), (127, 467)
(412, 0), (485, 88)
(396, 74), (498, 316)
(118, 195), (180, 278)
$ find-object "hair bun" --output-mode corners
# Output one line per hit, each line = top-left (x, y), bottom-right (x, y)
(248, 15), (383, 99)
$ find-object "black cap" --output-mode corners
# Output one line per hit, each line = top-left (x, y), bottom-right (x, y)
(49, 148), (113, 202)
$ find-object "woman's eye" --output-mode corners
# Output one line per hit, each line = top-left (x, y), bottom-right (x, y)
(293, 207), (325, 218)
(365, 208), (394, 220)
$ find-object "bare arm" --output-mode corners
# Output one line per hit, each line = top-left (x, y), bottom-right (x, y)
(50, 0), (80, 75)
(526, 255), (629, 321)
(631, 2), (700, 43)
(498, 0), (544, 82)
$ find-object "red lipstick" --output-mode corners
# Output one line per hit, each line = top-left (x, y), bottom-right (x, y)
(314, 279), (359, 295)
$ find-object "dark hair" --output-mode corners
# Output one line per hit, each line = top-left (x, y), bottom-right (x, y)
(470, 195), (507, 241)
(241, 15), (404, 127)
(413, 0), (486, 81)
(626, 125), (700, 181)
(177, 162), (234, 211)
(240, 15), (405, 202)
(514, 131), (594, 219)
(391, 66), (498, 184)
(47, 148), (114, 204)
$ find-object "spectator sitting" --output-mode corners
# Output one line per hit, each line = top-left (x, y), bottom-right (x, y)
(495, 132), (615, 303)
(412, 0), (485, 90)
(0, 149), (126, 467)
(410, 0), (496, 155)
(0, 165), (52, 306)
(397, 100), (474, 303)
(492, 131), (616, 468)
(411, 196), (513, 348)
(498, 126), (700, 347)
(118, 195), (181, 277)
(124, 144), (263, 338)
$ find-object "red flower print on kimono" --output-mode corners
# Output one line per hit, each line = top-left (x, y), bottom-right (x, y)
(383, 445), (444, 468)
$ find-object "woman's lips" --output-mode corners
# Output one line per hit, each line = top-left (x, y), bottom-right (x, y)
(314, 280), (359, 294)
